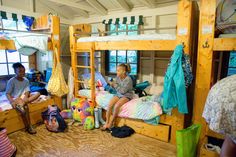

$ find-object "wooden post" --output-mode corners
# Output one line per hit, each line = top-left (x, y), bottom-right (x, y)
(168, 0), (196, 145)
(69, 25), (78, 97)
(90, 43), (96, 106)
(51, 16), (61, 60)
(192, 0), (216, 145)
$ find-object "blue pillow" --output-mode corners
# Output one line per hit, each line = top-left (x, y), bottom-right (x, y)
(81, 72), (107, 87)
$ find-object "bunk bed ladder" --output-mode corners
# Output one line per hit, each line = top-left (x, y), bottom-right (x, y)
(73, 46), (96, 106)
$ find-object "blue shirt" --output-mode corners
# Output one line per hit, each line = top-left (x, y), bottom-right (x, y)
(5, 77), (30, 98)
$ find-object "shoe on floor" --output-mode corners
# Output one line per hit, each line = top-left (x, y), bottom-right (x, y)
(27, 126), (37, 134)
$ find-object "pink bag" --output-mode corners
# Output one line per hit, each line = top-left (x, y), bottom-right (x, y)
(0, 128), (17, 157)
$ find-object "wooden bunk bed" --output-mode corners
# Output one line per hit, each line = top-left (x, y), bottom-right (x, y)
(192, 0), (236, 156)
(0, 15), (62, 134)
(69, 0), (198, 144)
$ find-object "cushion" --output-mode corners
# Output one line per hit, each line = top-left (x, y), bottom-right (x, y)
(80, 72), (107, 89)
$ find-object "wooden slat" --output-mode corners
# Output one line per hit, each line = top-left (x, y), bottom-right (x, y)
(76, 80), (86, 83)
(116, 118), (170, 142)
(28, 98), (54, 112)
(76, 65), (91, 69)
(76, 40), (176, 51)
(206, 125), (224, 140)
(200, 146), (219, 157)
(213, 38), (236, 51)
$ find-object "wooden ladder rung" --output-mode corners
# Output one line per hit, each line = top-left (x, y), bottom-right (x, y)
(75, 80), (86, 83)
(76, 50), (90, 53)
(76, 65), (91, 69)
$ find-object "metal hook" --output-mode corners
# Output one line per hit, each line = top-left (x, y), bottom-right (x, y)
(202, 40), (210, 48)
(181, 42), (186, 48)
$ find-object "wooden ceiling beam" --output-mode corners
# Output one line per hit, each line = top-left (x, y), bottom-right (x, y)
(47, 0), (95, 12)
(86, 0), (107, 15)
(138, 0), (156, 8)
(29, 0), (36, 12)
(71, 8), (89, 18)
(116, 0), (131, 12)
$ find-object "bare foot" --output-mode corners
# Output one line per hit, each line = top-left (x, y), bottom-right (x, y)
(101, 123), (109, 130)
(107, 121), (113, 129)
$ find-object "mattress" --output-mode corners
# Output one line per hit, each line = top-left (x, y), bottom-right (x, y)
(219, 34), (236, 38)
(0, 92), (12, 111)
(0, 92), (50, 111)
(78, 89), (162, 120)
(77, 34), (176, 42)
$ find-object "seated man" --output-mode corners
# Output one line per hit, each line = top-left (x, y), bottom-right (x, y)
(5, 62), (40, 134)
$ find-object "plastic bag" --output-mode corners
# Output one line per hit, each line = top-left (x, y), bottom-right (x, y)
(176, 124), (202, 157)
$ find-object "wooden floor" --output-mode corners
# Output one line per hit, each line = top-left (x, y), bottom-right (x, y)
(8, 124), (176, 157)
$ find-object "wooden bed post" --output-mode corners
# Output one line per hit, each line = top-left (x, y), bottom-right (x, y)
(51, 16), (61, 60)
(193, 0), (216, 141)
(167, 0), (196, 145)
(69, 25), (78, 97)
(90, 43), (96, 105)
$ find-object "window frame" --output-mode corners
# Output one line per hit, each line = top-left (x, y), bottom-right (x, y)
(0, 50), (29, 77)
(105, 24), (140, 76)
(0, 18), (29, 77)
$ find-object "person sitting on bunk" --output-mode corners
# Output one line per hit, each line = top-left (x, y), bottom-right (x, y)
(5, 62), (40, 134)
(102, 63), (133, 131)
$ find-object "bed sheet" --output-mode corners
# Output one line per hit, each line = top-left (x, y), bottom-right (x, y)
(77, 34), (176, 42)
(78, 89), (162, 120)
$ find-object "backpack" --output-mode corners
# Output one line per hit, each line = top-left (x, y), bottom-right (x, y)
(41, 105), (67, 132)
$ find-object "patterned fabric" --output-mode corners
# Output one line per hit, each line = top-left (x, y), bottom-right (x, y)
(78, 90), (162, 120)
(0, 128), (16, 157)
(202, 74), (236, 141)
(114, 75), (134, 100)
(182, 54), (193, 87)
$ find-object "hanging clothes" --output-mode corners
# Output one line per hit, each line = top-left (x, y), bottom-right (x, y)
(163, 45), (188, 114)
(67, 67), (74, 108)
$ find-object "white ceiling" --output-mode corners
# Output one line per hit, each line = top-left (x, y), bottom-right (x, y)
(1, 0), (179, 20)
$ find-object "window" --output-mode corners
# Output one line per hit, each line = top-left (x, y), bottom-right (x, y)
(0, 17), (29, 76)
(0, 50), (29, 76)
(107, 24), (139, 75)
(228, 52), (236, 76)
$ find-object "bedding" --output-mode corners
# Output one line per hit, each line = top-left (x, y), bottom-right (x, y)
(77, 34), (176, 42)
(78, 89), (162, 121)
(0, 92), (12, 111)
(0, 92), (50, 111)
(219, 34), (236, 38)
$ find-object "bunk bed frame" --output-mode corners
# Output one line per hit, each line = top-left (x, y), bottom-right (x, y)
(0, 15), (62, 134)
(69, 0), (198, 144)
(192, 0), (236, 156)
